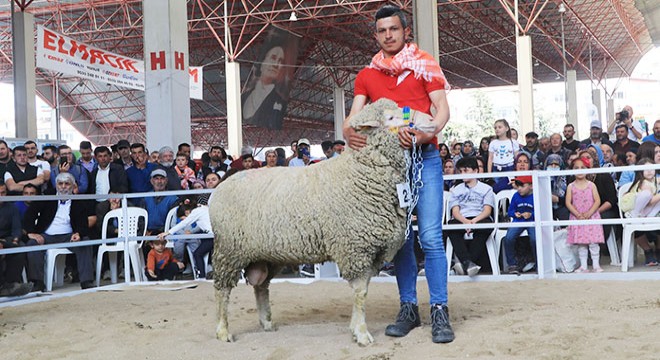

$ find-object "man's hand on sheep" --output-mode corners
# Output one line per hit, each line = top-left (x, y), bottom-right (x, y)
(343, 126), (368, 150)
(397, 127), (436, 149)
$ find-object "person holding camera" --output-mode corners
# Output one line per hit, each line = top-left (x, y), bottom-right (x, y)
(288, 138), (312, 167)
(607, 105), (643, 142)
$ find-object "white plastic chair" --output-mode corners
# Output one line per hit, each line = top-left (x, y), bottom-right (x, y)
(494, 189), (520, 270)
(617, 183), (660, 271)
(445, 189), (499, 275)
(95, 207), (148, 286)
(45, 248), (73, 292)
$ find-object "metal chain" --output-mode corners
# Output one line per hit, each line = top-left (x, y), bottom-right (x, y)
(403, 135), (424, 242)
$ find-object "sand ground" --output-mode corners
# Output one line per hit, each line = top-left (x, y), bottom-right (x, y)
(1, 278), (659, 360)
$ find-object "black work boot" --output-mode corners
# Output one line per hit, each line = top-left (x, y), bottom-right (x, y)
(430, 304), (455, 343)
(384, 302), (421, 337)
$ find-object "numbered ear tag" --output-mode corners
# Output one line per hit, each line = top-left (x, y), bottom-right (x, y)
(396, 183), (412, 208)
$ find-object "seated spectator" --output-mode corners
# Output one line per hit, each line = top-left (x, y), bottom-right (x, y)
(503, 176), (537, 274)
(5, 146), (44, 196)
(50, 145), (89, 194)
(546, 133), (571, 164)
(155, 146), (182, 191)
(126, 143), (157, 193)
(539, 136), (551, 156)
(198, 172), (221, 206)
(618, 141), (659, 188)
(443, 159), (456, 191)
(145, 239), (184, 281)
(138, 169), (179, 235)
(453, 140), (476, 164)
(450, 141), (462, 160)
(445, 157), (494, 277)
(24, 173), (95, 291)
(174, 152), (196, 190)
(16, 183), (40, 220)
(522, 132), (544, 170)
(0, 182), (33, 297)
(439, 143), (452, 162)
(157, 199), (212, 279)
(493, 152), (531, 194)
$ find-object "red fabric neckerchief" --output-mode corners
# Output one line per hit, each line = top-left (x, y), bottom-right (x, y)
(369, 43), (450, 89)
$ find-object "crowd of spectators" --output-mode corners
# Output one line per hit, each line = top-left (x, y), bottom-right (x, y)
(0, 136), (347, 296)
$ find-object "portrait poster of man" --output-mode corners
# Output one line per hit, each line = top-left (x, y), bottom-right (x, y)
(242, 27), (299, 130)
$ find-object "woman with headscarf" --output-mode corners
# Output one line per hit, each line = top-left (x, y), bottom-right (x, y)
(492, 151), (532, 194)
(544, 154), (569, 221)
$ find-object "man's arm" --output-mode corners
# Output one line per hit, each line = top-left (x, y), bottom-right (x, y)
(630, 121), (643, 141)
(343, 94), (369, 150)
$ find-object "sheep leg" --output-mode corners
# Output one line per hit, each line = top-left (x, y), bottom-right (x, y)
(348, 275), (374, 346)
(254, 280), (274, 331)
(215, 286), (234, 342)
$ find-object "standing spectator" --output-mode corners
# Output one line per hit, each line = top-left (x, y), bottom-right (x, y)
(510, 128), (519, 141)
(562, 124), (580, 152)
(76, 141), (97, 173)
(477, 137), (490, 168)
(4, 146), (44, 196)
(445, 157), (494, 277)
(580, 120), (611, 147)
(454, 140), (476, 163)
(321, 140), (336, 159)
(177, 142), (197, 171)
(289, 138), (311, 167)
(641, 120), (660, 145)
(174, 152), (196, 190)
(274, 148), (287, 166)
(112, 139), (133, 170)
(0, 140), (13, 181)
(438, 143), (452, 162)
(565, 157), (605, 273)
(612, 125), (640, 157)
(488, 119), (520, 175)
(149, 151), (160, 164)
(24, 140), (51, 184)
(88, 146), (129, 198)
(156, 146), (182, 191)
(607, 105), (642, 142)
(600, 143), (615, 167)
(333, 140), (346, 155)
(538, 136), (551, 155)
(126, 143), (157, 193)
(41, 145), (58, 166)
(50, 145), (89, 194)
(24, 173), (95, 290)
(546, 133), (571, 163)
(344, 5), (454, 343)
(450, 142), (462, 159)
(521, 132), (544, 170)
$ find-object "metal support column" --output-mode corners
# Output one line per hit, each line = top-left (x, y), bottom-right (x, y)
(516, 35), (534, 135)
(12, 10), (37, 138)
(567, 70), (578, 129)
(333, 86), (345, 141)
(225, 60), (242, 157)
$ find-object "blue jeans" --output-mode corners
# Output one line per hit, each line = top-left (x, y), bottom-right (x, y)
(393, 147), (448, 306)
(503, 225), (537, 266)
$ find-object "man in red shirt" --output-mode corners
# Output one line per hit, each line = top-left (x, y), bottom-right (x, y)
(343, 5), (454, 343)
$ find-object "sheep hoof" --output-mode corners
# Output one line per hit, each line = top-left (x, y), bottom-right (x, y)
(353, 330), (374, 346)
(216, 329), (234, 342)
(261, 320), (275, 331)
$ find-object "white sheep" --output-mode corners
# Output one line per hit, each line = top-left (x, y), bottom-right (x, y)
(210, 98), (434, 345)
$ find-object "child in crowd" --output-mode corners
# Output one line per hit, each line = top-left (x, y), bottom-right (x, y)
(175, 152), (196, 190)
(445, 157), (495, 277)
(565, 157), (605, 273)
(488, 119), (520, 175)
(145, 239), (185, 281)
(157, 200), (213, 279)
(503, 175), (537, 274)
(621, 158), (660, 218)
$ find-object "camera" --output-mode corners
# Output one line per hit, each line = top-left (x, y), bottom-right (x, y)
(298, 147), (310, 159)
(59, 157), (68, 166)
(616, 109), (630, 122)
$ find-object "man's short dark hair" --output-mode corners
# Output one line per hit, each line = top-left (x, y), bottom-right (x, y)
(12, 145), (27, 154)
(375, 5), (407, 28)
(321, 140), (334, 152)
(130, 143), (145, 151)
(615, 124), (629, 133)
(24, 140), (36, 147)
(42, 144), (56, 152)
(455, 156), (478, 170)
(57, 145), (71, 154)
(22, 183), (41, 195)
(564, 124), (574, 130)
(80, 141), (92, 150)
(275, 147), (285, 158)
(241, 153), (253, 161)
(178, 143), (191, 151)
(0, 140), (8, 148)
(94, 146), (111, 156)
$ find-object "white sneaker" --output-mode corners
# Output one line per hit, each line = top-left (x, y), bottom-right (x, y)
(466, 262), (481, 277)
(452, 262), (465, 276)
(522, 262), (536, 273)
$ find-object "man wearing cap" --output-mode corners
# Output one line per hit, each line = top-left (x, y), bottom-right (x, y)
(522, 132), (545, 170)
(503, 175), (537, 274)
(580, 120), (612, 147)
(289, 138), (311, 167)
(125, 143), (157, 194)
(612, 124), (640, 157)
(344, 5), (454, 343)
(139, 169), (179, 234)
(333, 140), (345, 155)
(112, 139), (133, 170)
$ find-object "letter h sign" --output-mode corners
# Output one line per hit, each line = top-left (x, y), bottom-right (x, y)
(150, 51), (186, 71)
